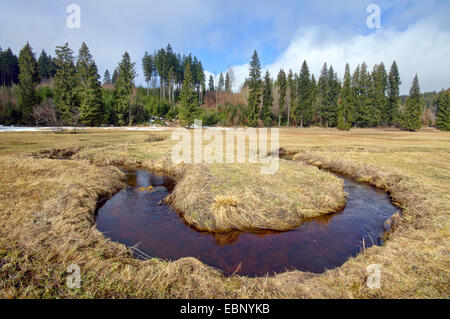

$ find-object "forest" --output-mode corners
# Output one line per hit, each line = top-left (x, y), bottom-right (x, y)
(0, 42), (449, 131)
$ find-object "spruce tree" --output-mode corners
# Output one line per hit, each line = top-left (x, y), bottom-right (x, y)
(225, 72), (231, 92)
(218, 72), (224, 92)
(402, 74), (423, 130)
(208, 75), (215, 91)
(247, 50), (262, 127)
(112, 68), (119, 84)
(356, 62), (373, 127)
(317, 63), (328, 126)
(37, 49), (51, 80)
(276, 69), (287, 126)
(371, 63), (387, 126)
(326, 65), (340, 127)
(435, 89), (450, 131)
(0, 48), (19, 86)
(115, 51), (136, 125)
(103, 69), (111, 84)
(261, 70), (273, 126)
(142, 51), (154, 95)
(54, 43), (79, 125)
(297, 60), (313, 127)
(178, 63), (198, 127)
(386, 61), (401, 125)
(337, 63), (354, 130)
(76, 42), (102, 126)
(18, 42), (39, 124)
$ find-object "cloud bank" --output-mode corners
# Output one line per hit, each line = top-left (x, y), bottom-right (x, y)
(208, 18), (450, 95)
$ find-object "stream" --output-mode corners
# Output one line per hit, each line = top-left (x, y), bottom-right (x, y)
(95, 167), (398, 276)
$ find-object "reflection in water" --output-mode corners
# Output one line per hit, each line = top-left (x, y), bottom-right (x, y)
(95, 168), (398, 276)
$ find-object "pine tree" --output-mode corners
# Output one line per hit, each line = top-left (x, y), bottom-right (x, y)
(386, 61), (401, 125)
(218, 72), (224, 92)
(297, 60), (313, 127)
(178, 63), (199, 127)
(261, 70), (273, 126)
(402, 74), (423, 131)
(103, 69), (111, 84)
(337, 63), (354, 130)
(208, 75), (215, 91)
(18, 42), (39, 124)
(435, 89), (450, 131)
(115, 51), (136, 125)
(247, 50), (262, 127)
(76, 42), (102, 126)
(276, 69), (287, 126)
(54, 43), (79, 125)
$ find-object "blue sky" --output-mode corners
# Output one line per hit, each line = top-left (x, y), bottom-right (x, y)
(0, 0), (449, 94)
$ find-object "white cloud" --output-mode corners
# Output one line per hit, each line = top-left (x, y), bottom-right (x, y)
(208, 18), (450, 94)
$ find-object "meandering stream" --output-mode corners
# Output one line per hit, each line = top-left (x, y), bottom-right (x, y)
(95, 167), (398, 276)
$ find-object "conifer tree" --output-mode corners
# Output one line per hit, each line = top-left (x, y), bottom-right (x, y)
(435, 89), (450, 131)
(114, 51), (136, 125)
(261, 70), (273, 126)
(247, 50), (262, 127)
(286, 69), (295, 126)
(276, 69), (287, 126)
(142, 51), (154, 95)
(103, 69), (111, 84)
(326, 65), (340, 127)
(386, 61), (401, 125)
(337, 63), (354, 130)
(355, 62), (372, 127)
(297, 60), (313, 127)
(112, 68), (119, 84)
(18, 42), (39, 124)
(371, 63), (387, 126)
(178, 63), (198, 127)
(0, 47), (19, 86)
(54, 42), (80, 125)
(76, 42), (102, 126)
(402, 74), (423, 130)
(317, 63), (328, 126)
(218, 72), (224, 92)
(37, 49), (51, 80)
(225, 72), (231, 92)
(208, 75), (215, 91)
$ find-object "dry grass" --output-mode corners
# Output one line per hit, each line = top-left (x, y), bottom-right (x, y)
(0, 127), (449, 298)
(166, 161), (345, 232)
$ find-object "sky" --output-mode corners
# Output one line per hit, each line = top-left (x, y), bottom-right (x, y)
(0, 0), (449, 94)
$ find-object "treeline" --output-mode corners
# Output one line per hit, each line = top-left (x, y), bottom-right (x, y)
(238, 50), (449, 130)
(0, 42), (204, 127)
(1, 43), (449, 131)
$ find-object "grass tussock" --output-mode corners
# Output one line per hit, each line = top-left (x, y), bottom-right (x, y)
(166, 161), (346, 232)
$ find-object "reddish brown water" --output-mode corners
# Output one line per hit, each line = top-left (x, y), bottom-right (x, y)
(95, 168), (398, 276)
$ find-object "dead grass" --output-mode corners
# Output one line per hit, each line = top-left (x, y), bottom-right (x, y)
(0, 127), (448, 298)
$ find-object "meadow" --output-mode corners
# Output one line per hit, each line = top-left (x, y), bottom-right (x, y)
(0, 127), (448, 298)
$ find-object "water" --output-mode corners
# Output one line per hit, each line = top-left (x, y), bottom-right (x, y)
(95, 168), (398, 276)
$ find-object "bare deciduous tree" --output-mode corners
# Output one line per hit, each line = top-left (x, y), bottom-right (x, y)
(32, 99), (63, 134)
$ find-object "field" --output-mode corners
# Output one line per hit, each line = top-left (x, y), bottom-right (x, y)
(0, 127), (449, 298)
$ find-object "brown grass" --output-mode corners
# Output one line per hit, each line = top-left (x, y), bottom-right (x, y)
(0, 127), (448, 298)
